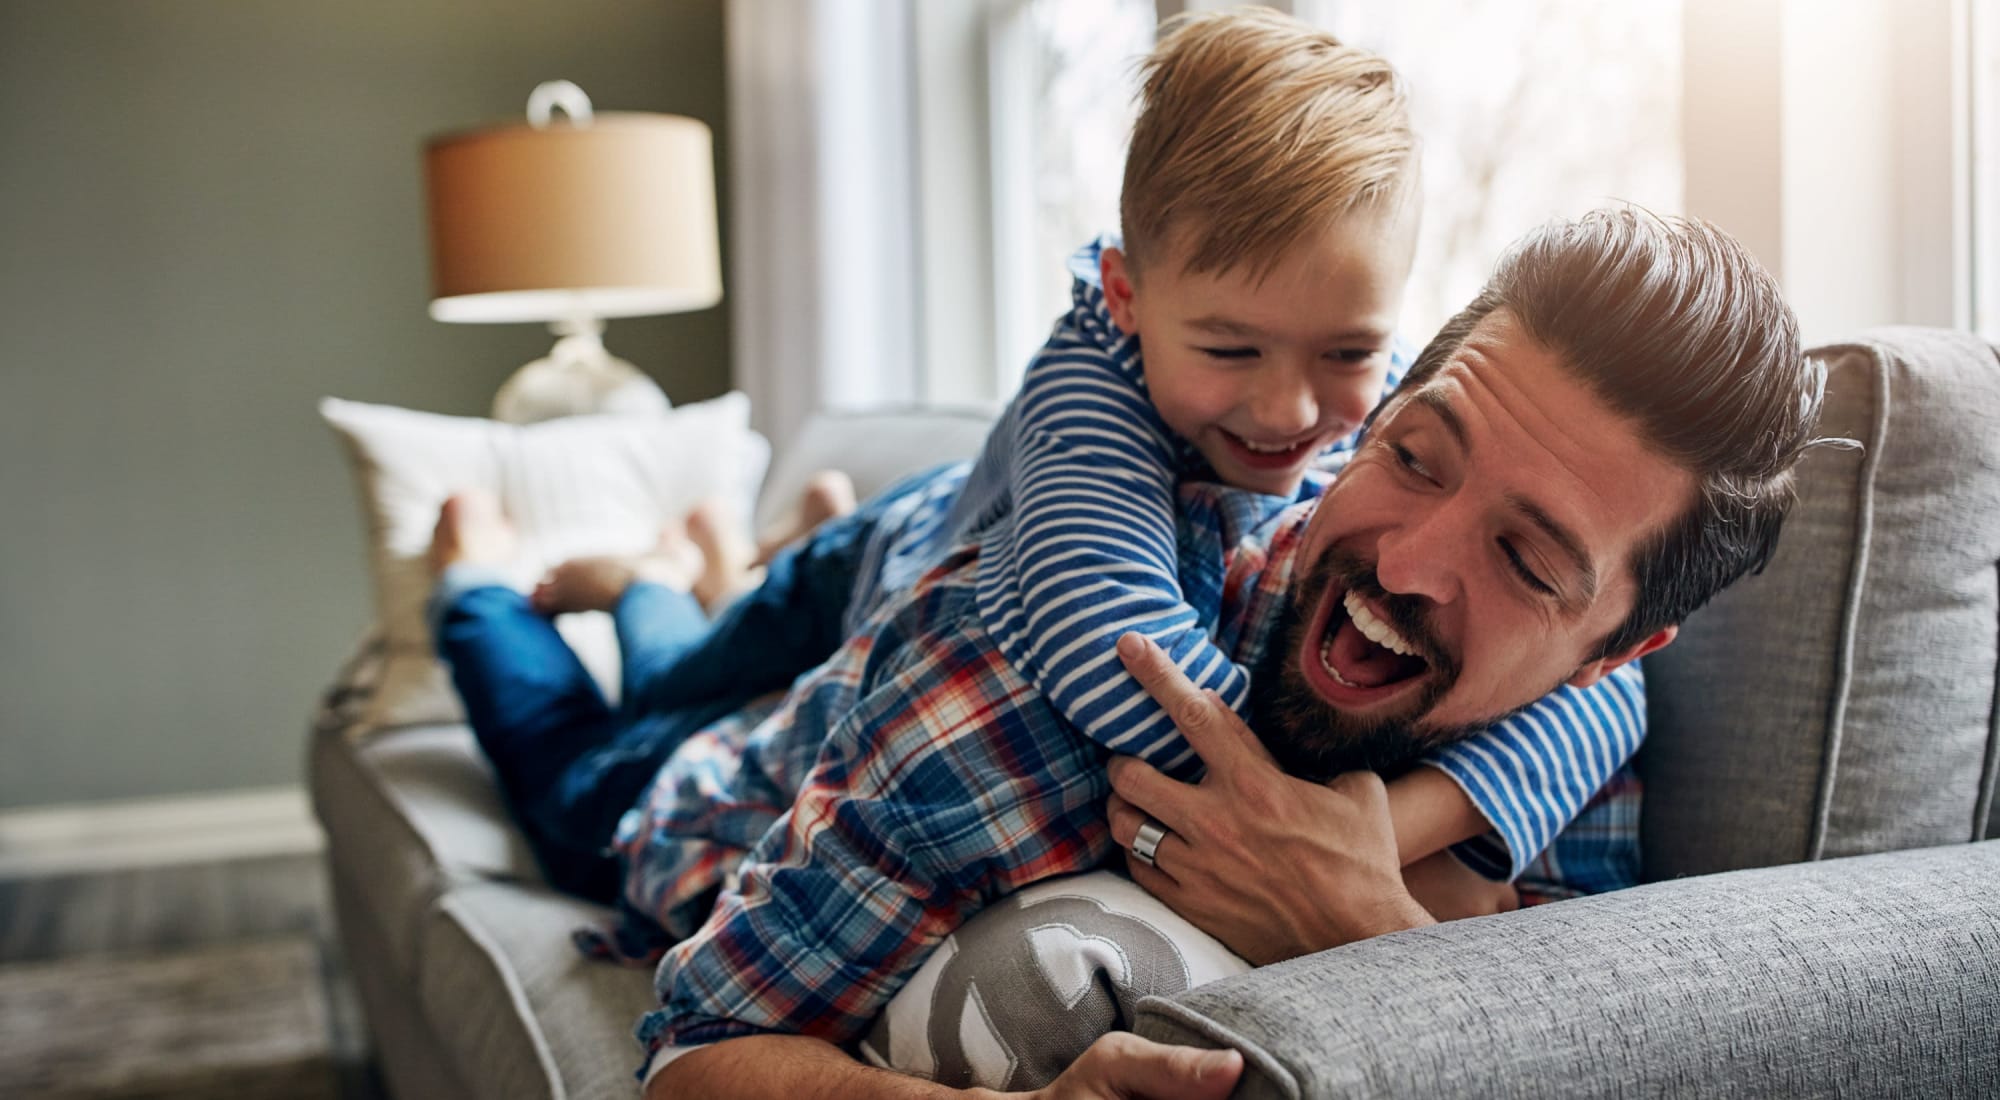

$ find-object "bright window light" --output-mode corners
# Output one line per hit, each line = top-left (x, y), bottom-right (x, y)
(1294, 0), (1684, 342)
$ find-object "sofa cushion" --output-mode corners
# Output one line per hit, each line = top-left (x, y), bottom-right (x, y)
(309, 723), (543, 982)
(417, 880), (656, 1100)
(1133, 841), (2000, 1099)
(751, 406), (996, 541)
(1641, 328), (2000, 878)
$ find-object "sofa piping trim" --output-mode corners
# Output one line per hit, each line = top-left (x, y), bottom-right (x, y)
(1803, 342), (1891, 863)
(434, 889), (570, 1100)
(1133, 995), (1300, 1099)
(1975, 344), (2000, 841)
(1977, 558), (2000, 841)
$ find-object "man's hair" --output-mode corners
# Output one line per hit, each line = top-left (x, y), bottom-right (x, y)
(1121, 7), (1416, 278)
(1391, 208), (1830, 659)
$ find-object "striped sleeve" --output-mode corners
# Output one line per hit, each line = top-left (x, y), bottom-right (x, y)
(1422, 660), (1648, 881)
(978, 338), (1251, 779)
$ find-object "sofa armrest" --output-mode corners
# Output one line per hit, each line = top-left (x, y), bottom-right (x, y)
(1134, 841), (2000, 1099)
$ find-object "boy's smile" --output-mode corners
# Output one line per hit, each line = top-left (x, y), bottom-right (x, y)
(1100, 202), (1418, 497)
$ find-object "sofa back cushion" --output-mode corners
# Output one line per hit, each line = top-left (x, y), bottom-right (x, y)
(752, 405), (997, 541)
(1641, 328), (2000, 879)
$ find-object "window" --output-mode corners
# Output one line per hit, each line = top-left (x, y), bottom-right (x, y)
(985, 0), (1683, 369)
(1293, 0), (1683, 341)
(988, 0), (1156, 392)
(961, 0), (1981, 406)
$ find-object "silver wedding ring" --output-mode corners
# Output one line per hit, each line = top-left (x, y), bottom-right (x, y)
(1131, 818), (1170, 868)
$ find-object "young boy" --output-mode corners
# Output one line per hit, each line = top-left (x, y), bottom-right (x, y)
(429, 3), (1643, 1062)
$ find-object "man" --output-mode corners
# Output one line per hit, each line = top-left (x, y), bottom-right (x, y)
(648, 209), (1826, 1098)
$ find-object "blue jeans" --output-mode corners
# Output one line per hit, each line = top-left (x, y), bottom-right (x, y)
(431, 500), (889, 904)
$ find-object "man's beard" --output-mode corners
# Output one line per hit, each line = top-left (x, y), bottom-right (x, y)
(1249, 547), (1474, 783)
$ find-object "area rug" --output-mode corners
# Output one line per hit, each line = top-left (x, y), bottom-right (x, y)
(0, 935), (338, 1100)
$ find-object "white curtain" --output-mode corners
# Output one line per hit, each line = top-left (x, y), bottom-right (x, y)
(725, 0), (924, 447)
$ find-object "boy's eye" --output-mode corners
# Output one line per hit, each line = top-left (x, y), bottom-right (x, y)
(1330, 348), (1381, 364)
(1197, 346), (1259, 360)
(1499, 538), (1556, 596)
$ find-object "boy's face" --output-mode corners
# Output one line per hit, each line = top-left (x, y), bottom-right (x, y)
(1102, 203), (1415, 496)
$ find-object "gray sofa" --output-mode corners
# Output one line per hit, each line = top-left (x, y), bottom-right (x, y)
(309, 329), (2000, 1098)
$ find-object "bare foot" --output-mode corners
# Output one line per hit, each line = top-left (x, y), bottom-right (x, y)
(686, 499), (758, 612)
(429, 490), (517, 576)
(756, 470), (857, 565)
(531, 521), (703, 616)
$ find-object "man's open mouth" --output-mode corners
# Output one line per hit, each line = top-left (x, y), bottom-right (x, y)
(1220, 429), (1319, 472)
(1299, 582), (1432, 707)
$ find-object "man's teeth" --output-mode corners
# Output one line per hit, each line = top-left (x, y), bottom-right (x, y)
(1343, 590), (1416, 656)
(1317, 637), (1356, 686)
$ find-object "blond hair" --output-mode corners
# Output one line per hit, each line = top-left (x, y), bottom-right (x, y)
(1121, 7), (1416, 278)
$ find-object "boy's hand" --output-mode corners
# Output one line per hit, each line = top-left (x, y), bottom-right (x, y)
(1106, 633), (1433, 964)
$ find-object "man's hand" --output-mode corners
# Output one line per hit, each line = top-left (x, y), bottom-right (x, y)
(1023, 1032), (1242, 1100)
(646, 1031), (1239, 1100)
(1105, 633), (1435, 964)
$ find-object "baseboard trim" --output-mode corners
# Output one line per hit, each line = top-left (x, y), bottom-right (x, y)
(0, 785), (323, 878)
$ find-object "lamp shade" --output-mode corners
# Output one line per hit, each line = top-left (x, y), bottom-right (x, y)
(423, 112), (722, 323)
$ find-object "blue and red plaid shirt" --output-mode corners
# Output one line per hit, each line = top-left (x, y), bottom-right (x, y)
(606, 463), (1641, 1078)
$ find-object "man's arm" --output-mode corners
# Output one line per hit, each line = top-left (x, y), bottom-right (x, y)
(647, 1032), (1243, 1100)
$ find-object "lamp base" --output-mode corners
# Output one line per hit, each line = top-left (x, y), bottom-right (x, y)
(491, 318), (670, 424)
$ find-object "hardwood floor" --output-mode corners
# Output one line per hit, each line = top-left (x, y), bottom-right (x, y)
(0, 852), (328, 964)
(0, 852), (388, 1100)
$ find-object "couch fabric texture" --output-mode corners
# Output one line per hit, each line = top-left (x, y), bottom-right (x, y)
(310, 334), (2000, 1099)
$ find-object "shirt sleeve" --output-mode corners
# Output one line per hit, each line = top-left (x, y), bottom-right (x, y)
(983, 344), (1253, 779)
(1421, 660), (1648, 881)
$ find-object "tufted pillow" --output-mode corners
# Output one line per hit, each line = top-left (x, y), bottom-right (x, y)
(320, 393), (768, 734)
(1642, 329), (2000, 877)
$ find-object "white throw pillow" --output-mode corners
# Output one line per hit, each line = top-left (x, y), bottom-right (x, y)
(320, 393), (769, 733)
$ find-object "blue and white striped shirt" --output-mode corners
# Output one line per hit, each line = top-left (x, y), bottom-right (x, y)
(945, 236), (1646, 878)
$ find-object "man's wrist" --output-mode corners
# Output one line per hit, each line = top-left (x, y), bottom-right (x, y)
(1310, 881), (1433, 951)
(1355, 888), (1436, 939)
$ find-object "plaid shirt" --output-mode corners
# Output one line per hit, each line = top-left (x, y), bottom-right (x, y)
(612, 464), (1642, 1076)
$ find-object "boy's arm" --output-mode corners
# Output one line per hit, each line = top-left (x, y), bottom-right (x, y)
(996, 352), (1253, 777)
(1380, 666), (1647, 874)
(1384, 764), (1493, 865)
(1412, 663), (1649, 879)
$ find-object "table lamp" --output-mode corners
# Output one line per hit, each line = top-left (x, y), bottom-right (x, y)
(423, 81), (722, 423)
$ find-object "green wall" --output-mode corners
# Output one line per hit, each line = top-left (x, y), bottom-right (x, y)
(0, 0), (731, 809)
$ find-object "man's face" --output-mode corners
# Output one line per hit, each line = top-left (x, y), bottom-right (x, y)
(1102, 204), (1415, 497)
(1265, 309), (1693, 777)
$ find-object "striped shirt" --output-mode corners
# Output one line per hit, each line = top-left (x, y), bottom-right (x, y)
(949, 236), (1644, 879)
(619, 464), (1643, 1077)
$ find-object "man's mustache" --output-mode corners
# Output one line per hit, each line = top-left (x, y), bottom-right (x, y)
(1313, 548), (1460, 683)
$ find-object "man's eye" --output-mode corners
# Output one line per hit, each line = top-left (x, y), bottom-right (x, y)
(1391, 443), (1433, 481)
(1198, 346), (1259, 360)
(1499, 538), (1556, 595)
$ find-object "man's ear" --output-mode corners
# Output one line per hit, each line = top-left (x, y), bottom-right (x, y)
(1566, 624), (1677, 689)
(1100, 246), (1140, 334)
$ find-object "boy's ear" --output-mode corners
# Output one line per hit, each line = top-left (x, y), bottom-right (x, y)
(1100, 247), (1140, 333)
(1565, 624), (1677, 689)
